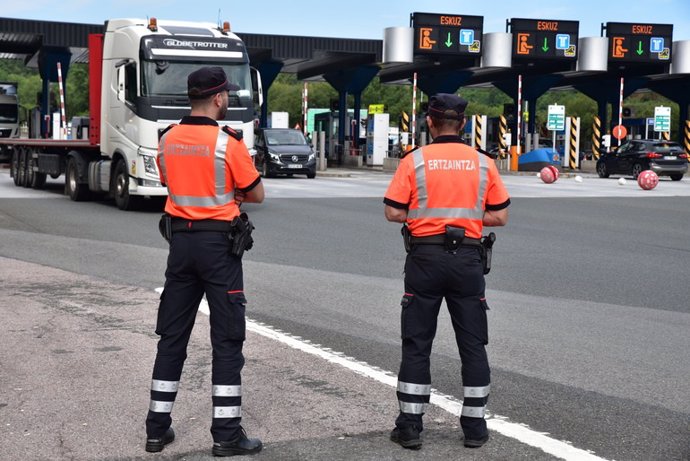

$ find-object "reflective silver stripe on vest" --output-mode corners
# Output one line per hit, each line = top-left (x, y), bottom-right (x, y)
(407, 147), (489, 220)
(213, 406), (242, 418)
(212, 385), (242, 397)
(149, 400), (174, 413)
(461, 405), (486, 418)
(399, 401), (427, 414)
(397, 381), (431, 396)
(158, 132), (168, 181)
(151, 379), (179, 393)
(464, 385), (490, 398)
(167, 129), (235, 207)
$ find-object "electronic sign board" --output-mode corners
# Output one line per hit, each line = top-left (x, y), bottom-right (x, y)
(510, 18), (579, 60)
(606, 22), (673, 63)
(412, 12), (483, 56)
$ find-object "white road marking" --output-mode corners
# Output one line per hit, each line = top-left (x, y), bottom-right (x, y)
(154, 287), (607, 460)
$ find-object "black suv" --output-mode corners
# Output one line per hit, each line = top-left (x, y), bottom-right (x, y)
(254, 128), (316, 178)
(596, 139), (688, 181)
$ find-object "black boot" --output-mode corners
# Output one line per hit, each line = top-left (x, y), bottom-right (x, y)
(390, 425), (422, 450)
(464, 433), (489, 448)
(212, 427), (262, 457)
(145, 427), (175, 453)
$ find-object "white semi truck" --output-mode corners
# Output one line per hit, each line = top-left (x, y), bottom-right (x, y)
(0, 82), (19, 137)
(0, 18), (262, 210)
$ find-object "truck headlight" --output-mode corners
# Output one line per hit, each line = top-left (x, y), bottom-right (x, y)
(142, 155), (158, 175)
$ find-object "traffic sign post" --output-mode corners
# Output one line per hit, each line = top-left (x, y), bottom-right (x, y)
(654, 106), (671, 137)
(547, 104), (565, 153)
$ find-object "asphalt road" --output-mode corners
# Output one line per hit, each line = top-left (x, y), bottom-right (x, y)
(1, 169), (689, 460)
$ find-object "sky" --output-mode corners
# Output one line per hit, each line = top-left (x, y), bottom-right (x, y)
(3, 0), (690, 41)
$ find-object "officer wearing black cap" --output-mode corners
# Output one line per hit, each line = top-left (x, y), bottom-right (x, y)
(384, 93), (510, 450)
(144, 66), (264, 457)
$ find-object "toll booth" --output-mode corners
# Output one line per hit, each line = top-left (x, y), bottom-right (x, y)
(313, 109), (367, 164)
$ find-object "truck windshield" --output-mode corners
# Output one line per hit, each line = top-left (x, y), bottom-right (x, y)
(0, 103), (18, 123)
(141, 61), (251, 102)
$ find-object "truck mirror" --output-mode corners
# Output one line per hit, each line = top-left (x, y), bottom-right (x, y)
(250, 67), (263, 110)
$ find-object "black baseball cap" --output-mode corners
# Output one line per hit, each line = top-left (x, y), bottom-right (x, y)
(187, 66), (239, 99)
(426, 93), (468, 120)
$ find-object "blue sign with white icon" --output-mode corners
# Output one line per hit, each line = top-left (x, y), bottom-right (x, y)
(459, 29), (474, 46)
(556, 34), (570, 50)
(650, 37), (664, 53)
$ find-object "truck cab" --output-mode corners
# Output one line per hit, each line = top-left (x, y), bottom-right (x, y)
(97, 18), (261, 209)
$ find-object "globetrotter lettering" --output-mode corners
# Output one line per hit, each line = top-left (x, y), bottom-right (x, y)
(427, 159), (476, 171)
(167, 144), (210, 157)
(162, 38), (229, 49)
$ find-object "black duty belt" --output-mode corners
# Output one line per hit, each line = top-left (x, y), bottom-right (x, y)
(410, 234), (481, 246)
(171, 218), (233, 233)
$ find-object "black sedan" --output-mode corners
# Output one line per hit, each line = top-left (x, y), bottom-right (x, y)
(596, 139), (688, 181)
(254, 128), (316, 178)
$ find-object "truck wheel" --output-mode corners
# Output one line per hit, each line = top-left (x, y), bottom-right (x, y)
(11, 149), (20, 186)
(27, 149), (47, 189)
(113, 159), (140, 210)
(24, 150), (35, 188)
(16, 148), (27, 187)
(65, 157), (91, 201)
(30, 171), (47, 189)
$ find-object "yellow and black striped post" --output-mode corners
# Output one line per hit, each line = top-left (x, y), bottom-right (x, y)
(498, 114), (507, 158)
(400, 111), (409, 133)
(662, 130), (670, 141)
(569, 117), (578, 170)
(592, 115), (601, 160)
(684, 120), (690, 160)
(474, 115), (483, 150)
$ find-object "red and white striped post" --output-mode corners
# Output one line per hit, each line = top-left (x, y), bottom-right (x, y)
(411, 72), (417, 149)
(618, 77), (624, 146)
(56, 62), (67, 139)
(302, 82), (308, 136)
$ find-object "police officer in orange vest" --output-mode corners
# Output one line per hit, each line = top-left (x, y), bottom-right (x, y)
(384, 93), (510, 450)
(145, 67), (264, 457)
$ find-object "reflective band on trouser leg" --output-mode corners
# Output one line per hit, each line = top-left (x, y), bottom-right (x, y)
(464, 385), (490, 398)
(397, 380), (431, 415)
(152, 379), (179, 393)
(213, 406), (242, 418)
(399, 401), (427, 414)
(397, 381), (432, 395)
(212, 385), (242, 397)
(461, 405), (486, 418)
(407, 149), (489, 220)
(149, 400), (174, 413)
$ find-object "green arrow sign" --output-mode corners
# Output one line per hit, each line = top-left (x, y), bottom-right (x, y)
(636, 41), (644, 55)
(542, 37), (549, 52)
(445, 33), (453, 48)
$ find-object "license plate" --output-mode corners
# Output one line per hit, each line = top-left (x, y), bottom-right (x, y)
(664, 156), (677, 160)
(287, 164), (302, 169)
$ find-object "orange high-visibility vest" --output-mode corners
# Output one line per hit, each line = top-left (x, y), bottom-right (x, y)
(385, 142), (510, 239)
(157, 124), (258, 221)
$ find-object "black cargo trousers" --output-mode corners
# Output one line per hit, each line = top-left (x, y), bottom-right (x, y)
(395, 244), (491, 440)
(146, 230), (247, 443)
